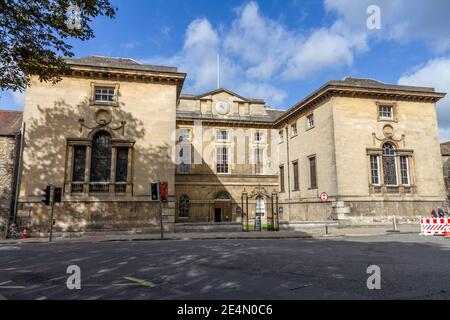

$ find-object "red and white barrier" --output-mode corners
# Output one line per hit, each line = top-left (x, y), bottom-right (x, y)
(420, 218), (450, 236)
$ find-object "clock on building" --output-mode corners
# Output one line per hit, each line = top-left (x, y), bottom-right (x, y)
(215, 101), (230, 115)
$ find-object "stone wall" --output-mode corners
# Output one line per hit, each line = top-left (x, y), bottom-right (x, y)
(16, 200), (175, 236)
(0, 135), (17, 228)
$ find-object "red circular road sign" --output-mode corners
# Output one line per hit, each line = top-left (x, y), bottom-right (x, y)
(320, 192), (328, 203)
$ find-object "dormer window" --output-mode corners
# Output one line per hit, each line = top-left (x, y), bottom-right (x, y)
(94, 86), (115, 103)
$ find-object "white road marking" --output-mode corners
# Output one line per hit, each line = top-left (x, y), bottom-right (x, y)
(0, 294), (7, 300)
(0, 247), (21, 251)
(0, 281), (12, 286)
(36, 296), (47, 300)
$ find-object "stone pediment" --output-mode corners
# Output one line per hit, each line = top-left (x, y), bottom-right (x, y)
(181, 88), (265, 104)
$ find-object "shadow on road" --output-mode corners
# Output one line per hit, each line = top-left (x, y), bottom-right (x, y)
(0, 236), (449, 300)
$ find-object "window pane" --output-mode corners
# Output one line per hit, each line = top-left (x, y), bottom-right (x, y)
(293, 162), (299, 191)
(280, 166), (285, 192)
(400, 156), (410, 185)
(255, 148), (263, 174)
(72, 146), (86, 182)
(379, 105), (393, 119)
(178, 145), (191, 173)
(383, 156), (397, 185)
(291, 124), (297, 135)
(255, 132), (264, 142)
(309, 157), (317, 189)
(217, 130), (228, 141)
(370, 155), (380, 185)
(90, 132), (112, 182)
(216, 147), (229, 173)
(115, 148), (129, 183)
(94, 87), (115, 102)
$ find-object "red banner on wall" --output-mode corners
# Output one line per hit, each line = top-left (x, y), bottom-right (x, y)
(160, 181), (169, 203)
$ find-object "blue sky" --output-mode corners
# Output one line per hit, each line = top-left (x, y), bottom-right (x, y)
(2, 0), (450, 139)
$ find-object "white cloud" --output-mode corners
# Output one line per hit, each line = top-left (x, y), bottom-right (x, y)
(143, 1), (450, 107)
(282, 28), (357, 80)
(325, 0), (450, 53)
(145, 2), (368, 106)
(398, 57), (450, 141)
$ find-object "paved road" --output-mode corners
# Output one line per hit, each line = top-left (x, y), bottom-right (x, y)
(0, 234), (449, 300)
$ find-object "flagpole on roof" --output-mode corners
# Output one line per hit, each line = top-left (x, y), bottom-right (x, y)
(217, 53), (220, 89)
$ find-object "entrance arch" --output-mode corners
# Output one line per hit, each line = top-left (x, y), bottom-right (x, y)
(213, 191), (231, 223)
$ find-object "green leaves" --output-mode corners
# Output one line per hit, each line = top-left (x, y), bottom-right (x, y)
(0, 0), (117, 93)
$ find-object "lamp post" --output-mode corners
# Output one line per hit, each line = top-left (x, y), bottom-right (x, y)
(271, 189), (277, 232)
(242, 188), (248, 232)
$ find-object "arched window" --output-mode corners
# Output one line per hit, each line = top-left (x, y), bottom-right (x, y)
(256, 196), (265, 216)
(215, 191), (231, 200)
(179, 195), (190, 218)
(382, 142), (398, 186)
(90, 131), (112, 182)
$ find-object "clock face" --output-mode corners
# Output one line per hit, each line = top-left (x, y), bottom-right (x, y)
(215, 101), (230, 115)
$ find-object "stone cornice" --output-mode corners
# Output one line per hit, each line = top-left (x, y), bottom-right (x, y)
(274, 85), (446, 128)
(176, 117), (274, 129)
(65, 65), (186, 101)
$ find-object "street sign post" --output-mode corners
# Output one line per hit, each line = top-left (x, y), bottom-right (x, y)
(320, 192), (329, 235)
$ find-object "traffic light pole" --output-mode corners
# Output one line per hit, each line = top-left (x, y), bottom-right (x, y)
(49, 185), (55, 242)
(159, 198), (164, 240)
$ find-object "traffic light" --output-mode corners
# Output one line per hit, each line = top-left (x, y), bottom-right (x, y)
(54, 187), (62, 203)
(150, 182), (160, 201)
(41, 185), (51, 206)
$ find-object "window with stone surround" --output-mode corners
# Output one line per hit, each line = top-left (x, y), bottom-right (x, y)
(254, 148), (264, 175)
(309, 156), (317, 189)
(69, 130), (133, 194)
(382, 143), (398, 186)
(306, 114), (315, 129)
(72, 146), (86, 182)
(216, 147), (230, 174)
(292, 161), (299, 191)
(370, 155), (380, 185)
(378, 103), (396, 121)
(279, 165), (285, 193)
(291, 123), (298, 136)
(367, 143), (414, 191)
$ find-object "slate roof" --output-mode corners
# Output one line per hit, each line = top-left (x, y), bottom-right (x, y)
(0, 110), (23, 136)
(330, 77), (437, 93)
(65, 56), (179, 73)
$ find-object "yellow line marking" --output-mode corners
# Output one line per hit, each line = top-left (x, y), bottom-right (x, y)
(123, 277), (157, 288)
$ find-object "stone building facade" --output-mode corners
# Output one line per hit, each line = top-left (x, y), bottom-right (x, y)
(0, 111), (22, 230)
(14, 56), (448, 234)
(441, 142), (450, 201)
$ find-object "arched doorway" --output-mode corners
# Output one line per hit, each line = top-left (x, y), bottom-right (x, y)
(214, 191), (231, 223)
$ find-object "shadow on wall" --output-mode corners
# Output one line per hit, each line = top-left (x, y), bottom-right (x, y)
(19, 96), (173, 232)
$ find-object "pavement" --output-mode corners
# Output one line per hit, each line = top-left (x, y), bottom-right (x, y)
(0, 224), (420, 244)
(1, 233), (450, 300)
